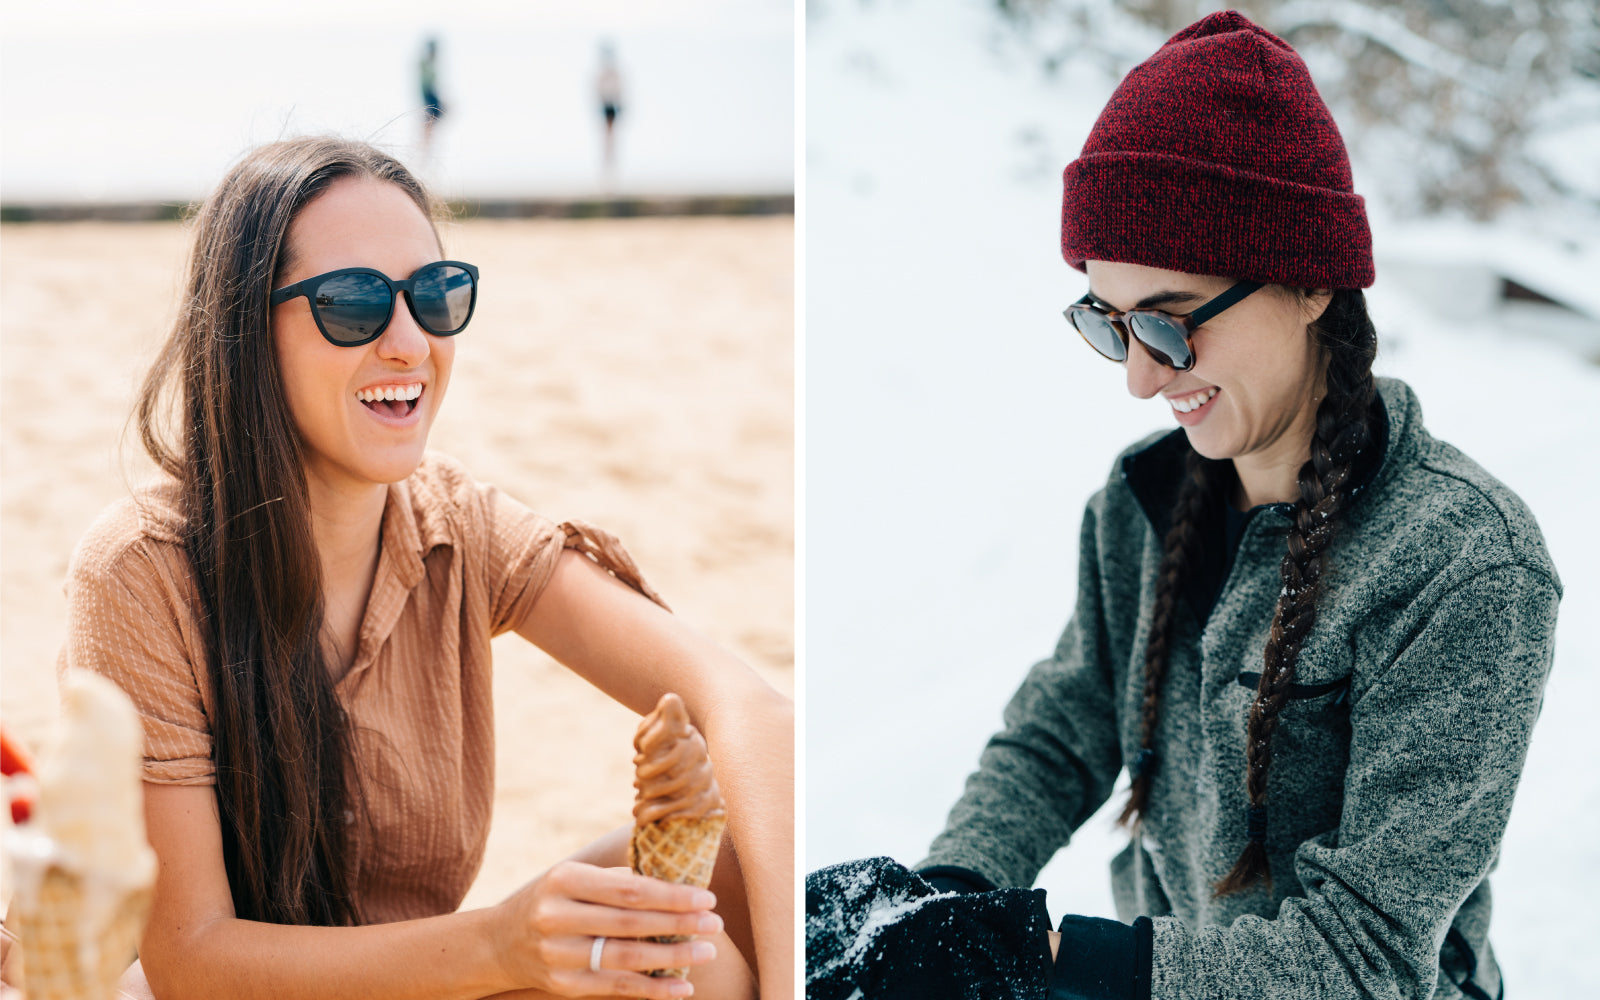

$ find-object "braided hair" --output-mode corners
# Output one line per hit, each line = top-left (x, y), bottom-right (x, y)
(1118, 287), (1380, 898)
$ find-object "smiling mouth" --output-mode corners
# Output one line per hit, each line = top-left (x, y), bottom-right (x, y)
(1167, 386), (1218, 413)
(356, 382), (423, 418)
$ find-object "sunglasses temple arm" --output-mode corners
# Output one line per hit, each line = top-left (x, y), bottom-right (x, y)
(1188, 279), (1264, 326)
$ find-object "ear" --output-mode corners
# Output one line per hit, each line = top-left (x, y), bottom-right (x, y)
(1301, 288), (1334, 326)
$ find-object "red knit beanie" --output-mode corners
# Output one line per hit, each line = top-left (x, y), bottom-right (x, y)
(1061, 10), (1374, 289)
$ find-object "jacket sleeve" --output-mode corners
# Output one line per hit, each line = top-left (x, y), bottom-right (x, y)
(1138, 562), (1559, 1000)
(917, 491), (1127, 889)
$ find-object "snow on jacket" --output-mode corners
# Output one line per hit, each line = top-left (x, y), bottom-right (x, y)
(918, 376), (1562, 1000)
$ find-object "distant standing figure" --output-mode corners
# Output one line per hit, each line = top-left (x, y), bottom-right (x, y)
(595, 42), (625, 185)
(419, 37), (446, 156)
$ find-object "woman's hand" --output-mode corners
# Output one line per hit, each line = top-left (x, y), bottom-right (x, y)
(139, 784), (730, 1000)
(490, 861), (722, 999)
(519, 551), (795, 998)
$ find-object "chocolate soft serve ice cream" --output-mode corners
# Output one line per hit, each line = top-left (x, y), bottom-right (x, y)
(629, 693), (726, 980)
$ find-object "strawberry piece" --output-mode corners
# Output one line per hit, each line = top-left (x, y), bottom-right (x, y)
(1, 726), (39, 824)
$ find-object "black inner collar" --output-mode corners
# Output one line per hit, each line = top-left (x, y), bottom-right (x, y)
(1121, 393), (1390, 625)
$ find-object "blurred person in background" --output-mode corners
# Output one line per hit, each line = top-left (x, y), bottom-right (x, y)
(807, 12), (1559, 1000)
(44, 136), (792, 1000)
(419, 37), (446, 157)
(595, 41), (625, 190)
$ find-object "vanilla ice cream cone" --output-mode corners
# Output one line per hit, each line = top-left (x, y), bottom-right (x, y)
(8, 865), (151, 1000)
(4, 671), (157, 1000)
(629, 693), (726, 980)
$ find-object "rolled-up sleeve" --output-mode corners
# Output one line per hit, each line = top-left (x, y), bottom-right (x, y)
(480, 478), (669, 635)
(58, 518), (215, 784)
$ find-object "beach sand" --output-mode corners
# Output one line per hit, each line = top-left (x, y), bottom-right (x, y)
(0, 215), (793, 910)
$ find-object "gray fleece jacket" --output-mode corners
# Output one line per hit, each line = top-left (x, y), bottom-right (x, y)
(918, 377), (1562, 1000)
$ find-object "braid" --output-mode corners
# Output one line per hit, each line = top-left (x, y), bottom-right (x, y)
(1213, 289), (1379, 896)
(1119, 450), (1228, 828)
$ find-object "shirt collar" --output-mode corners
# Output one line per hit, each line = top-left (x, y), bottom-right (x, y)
(338, 474), (449, 686)
(379, 475), (447, 591)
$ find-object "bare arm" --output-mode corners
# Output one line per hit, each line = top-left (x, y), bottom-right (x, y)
(517, 550), (795, 1000)
(140, 783), (717, 1000)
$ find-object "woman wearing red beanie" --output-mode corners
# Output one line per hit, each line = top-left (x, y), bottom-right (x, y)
(807, 11), (1560, 1000)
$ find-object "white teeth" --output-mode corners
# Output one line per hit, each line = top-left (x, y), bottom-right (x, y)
(356, 383), (423, 403)
(1169, 387), (1218, 413)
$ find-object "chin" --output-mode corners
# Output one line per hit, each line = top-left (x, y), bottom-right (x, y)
(361, 447), (430, 485)
(1182, 428), (1237, 462)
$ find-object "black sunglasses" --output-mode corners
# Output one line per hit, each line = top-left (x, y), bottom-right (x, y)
(1064, 279), (1263, 371)
(270, 260), (480, 346)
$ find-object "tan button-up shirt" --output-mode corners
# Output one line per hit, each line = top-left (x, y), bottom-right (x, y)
(59, 453), (663, 924)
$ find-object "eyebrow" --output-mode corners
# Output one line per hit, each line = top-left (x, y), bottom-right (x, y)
(1087, 288), (1207, 312)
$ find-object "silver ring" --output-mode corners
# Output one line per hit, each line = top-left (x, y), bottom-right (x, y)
(589, 935), (607, 973)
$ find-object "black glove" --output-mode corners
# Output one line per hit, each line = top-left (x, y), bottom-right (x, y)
(805, 856), (1054, 1000)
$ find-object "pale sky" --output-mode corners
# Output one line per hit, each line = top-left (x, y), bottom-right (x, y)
(0, 0), (795, 201)
(1, 0), (791, 33)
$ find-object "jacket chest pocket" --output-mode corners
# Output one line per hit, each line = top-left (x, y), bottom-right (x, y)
(1233, 644), (1355, 739)
(1232, 654), (1354, 825)
(1233, 670), (1352, 706)
(1230, 622), (1357, 709)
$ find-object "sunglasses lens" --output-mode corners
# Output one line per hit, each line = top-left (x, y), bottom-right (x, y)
(313, 272), (393, 344)
(1127, 313), (1194, 370)
(1069, 308), (1127, 363)
(411, 264), (476, 335)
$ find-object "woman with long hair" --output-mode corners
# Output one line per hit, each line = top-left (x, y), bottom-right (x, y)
(60, 136), (792, 999)
(807, 12), (1559, 1000)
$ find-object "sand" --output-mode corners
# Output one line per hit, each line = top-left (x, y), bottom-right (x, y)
(0, 215), (793, 910)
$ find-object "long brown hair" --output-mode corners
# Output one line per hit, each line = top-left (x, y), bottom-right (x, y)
(135, 137), (440, 925)
(1117, 288), (1380, 897)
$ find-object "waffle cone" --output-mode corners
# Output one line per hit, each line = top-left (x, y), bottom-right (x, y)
(9, 863), (151, 1000)
(628, 813), (727, 979)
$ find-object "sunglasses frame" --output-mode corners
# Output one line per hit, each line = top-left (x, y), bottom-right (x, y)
(270, 260), (480, 347)
(1065, 279), (1263, 372)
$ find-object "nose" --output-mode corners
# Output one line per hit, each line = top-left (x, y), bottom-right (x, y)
(375, 294), (432, 367)
(1123, 337), (1178, 400)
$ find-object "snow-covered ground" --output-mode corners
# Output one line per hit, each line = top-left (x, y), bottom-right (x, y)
(804, 1), (1600, 994)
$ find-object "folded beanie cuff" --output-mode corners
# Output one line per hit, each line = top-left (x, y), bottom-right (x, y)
(1061, 151), (1375, 289)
